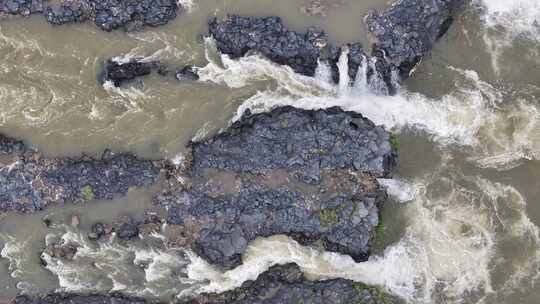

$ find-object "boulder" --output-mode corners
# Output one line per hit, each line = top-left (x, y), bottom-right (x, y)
(157, 106), (397, 269)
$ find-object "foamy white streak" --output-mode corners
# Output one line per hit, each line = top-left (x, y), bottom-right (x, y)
(378, 178), (417, 203)
(198, 46), (540, 170)
(185, 170), (540, 303)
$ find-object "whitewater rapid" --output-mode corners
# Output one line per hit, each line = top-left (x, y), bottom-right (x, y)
(1, 1), (539, 303)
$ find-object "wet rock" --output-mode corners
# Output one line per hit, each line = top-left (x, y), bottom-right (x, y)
(0, 134), (28, 155)
(0, 0), (43, 16)
(180, 263), (397, 304)
(192, 106), (396, 179)
(12, 265), (397, 304)
(208, 15), (398, 93)
(157, 106), (397, 269)
(115, 218), (140, 240)
(99, 59), (198, 86)
(91, 222), (107, 239)
(176, 65), (199, 81)
(365, 0), (466, 77)
(12, 294), (150, 304)
(208, 15), (342, 82)
(100, 59), (155, 87)
(0, 135), (162, 213)
(1, 0), (179, 31)
(208, 0), (465, 94)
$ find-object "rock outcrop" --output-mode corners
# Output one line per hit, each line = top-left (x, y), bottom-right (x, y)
(12, 265), (396, 304)
(12, 293), (151, 304)
(156, 106), (397, 269)
(99, 59), (163, 87)
(99, 58), (199, 87)
(365, 0), (466, 77)
(181, 264), (397, 304)
(0, 0), (179, 32)
(208, 0), (466, 94)
(208, 15), (373, 87)
(0, 134), (162, 213)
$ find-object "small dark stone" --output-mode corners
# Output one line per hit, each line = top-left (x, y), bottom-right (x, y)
(175, 66), (199, 81)
(116, 222), (139, 240)
(91, 222), (106, 239)
(99, 59), (154, 87)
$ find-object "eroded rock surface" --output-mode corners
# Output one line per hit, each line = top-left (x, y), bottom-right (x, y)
(157, 106), (397, 269)
(0, 134), (162, 213)
(100, 59), (162, 87)
(12, 265), (396, 304)
(0, 0), (179, 31)
(365, 0), (466, 77)
(180, 264), (397, 304)
(99, 58), (199, 87)
(13, 293), (151, 304)
(208, 0), (465, 94)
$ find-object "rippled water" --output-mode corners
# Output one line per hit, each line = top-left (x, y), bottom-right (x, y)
(1, 0), (540, 303)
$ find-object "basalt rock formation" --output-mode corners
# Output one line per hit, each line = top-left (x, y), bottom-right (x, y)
(0, 134), (162, 213)
(365, 0), (466, 77)
(12, 265), (396, 304)
(208, 0), (466, 94)
(0, 0), (179, 32)
(99, 58), (199, 87)
(12, 293), (152, 304)
(208, 15), (374, 88)
(156, 106), (397, 269)
(100, 59), (156, 87)
(180, 264), (396, 304)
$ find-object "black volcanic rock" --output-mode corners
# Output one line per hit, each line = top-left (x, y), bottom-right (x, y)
(208, 15), (341, 80)
(180, 264), (397, 304)
(0, 0), (179, 32)
(13, 265), (397, 304)
(157, 106), (397, 269)
(100, 59), (156, 87)
(208, 0), (466, 94)
(12, 293), (150, 304)
(0, 134), (162, 213)
(365, 0), (466, 77)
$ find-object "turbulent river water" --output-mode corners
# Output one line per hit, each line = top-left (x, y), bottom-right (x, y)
(1, 0), (539, 303)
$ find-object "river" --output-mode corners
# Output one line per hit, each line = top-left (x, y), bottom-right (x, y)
(0, 0), (539, 303)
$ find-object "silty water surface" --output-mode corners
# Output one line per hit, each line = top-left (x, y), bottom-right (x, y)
(1, 0), (540, 303)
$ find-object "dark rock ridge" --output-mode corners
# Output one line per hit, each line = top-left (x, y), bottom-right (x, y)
(0, 0), (179, 32)
(365, 0), (466, 77)
(100, 59), (162, 87)
(157, 106), (397, 269)
(180, 264), (397, 304)
(0, 134), (161, 213)
(100, 58), (198, 87)
(208, 0), (465, 94)
(12, 265), (396, 304)
(12, 293), (152, 304)
(208, 15), (371, 88)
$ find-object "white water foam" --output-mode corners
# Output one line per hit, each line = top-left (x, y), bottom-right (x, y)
(183, 166), (540, 303)
(177, 0), (197, 13)
(476, 0), (540, 74)
(41, 228), (189, 298)
(479, 0), (540, 41)
(198, 43), (540, 170)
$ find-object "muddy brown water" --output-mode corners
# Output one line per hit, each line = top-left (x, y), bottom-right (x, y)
(1, 0), (540, 303)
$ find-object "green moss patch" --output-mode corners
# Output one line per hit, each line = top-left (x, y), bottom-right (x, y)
(81, 185), (95, 201)
(352, 282), (397, 304)
(389, 134), (400, 150)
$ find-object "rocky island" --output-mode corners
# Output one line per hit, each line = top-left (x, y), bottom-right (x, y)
(0, 0), (468, 303)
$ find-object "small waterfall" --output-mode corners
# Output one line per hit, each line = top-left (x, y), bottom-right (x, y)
(337, 47), (351, 95)
(353, 54), (369, 95)
(367, 58), (390, 95)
